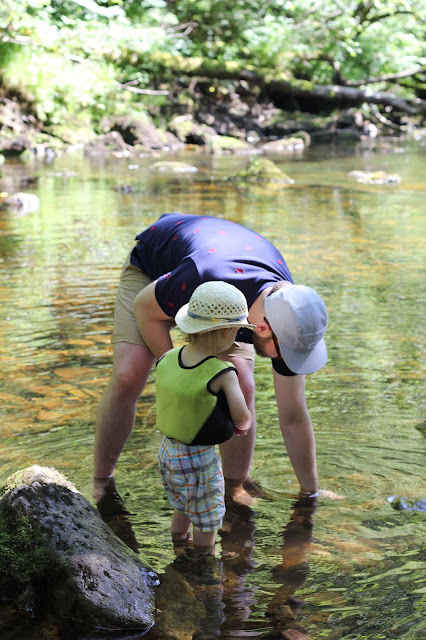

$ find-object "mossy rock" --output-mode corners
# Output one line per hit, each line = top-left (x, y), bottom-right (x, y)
(261, 131), (310, 154)
(225, 157), (294, 184)
(347, 170), (401, 184)
(210, 135), (259, 155)
(0, 465), (157, 630)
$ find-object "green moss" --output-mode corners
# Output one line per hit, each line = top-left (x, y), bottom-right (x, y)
(0, 466), (76, 497)
(0, 512), (50, 590)
(225, 157), (294, 184)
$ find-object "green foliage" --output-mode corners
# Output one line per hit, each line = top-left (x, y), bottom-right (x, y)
(2, 48), (118, 124)
(0, 0), (424, 132)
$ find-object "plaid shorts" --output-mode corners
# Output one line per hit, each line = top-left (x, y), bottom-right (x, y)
(159, 436), (225, 532)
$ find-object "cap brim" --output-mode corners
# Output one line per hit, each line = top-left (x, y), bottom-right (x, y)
(279, 338), (327, 375)
(176, 303), (256, 334)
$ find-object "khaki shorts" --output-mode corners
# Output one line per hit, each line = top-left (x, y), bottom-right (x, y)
(111, 253), (255, 362)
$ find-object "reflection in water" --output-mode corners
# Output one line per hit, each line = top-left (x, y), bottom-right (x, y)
(220, 500), (257, 633)
(107, 494), (317, 639)
(266, 495), (317, 638)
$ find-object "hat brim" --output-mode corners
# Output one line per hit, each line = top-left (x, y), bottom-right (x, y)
(176, 303), (256, 334)
(278, 337), (327, 375)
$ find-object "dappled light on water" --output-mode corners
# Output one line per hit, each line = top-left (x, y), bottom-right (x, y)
(0, 144), (424, 638)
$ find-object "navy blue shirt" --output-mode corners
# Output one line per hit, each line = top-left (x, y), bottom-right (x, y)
(131, 213), (297, 376)
(131, 212), (293, 313)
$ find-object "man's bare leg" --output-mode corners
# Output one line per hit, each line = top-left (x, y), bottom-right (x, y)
(94, 341), (154, 499)
(219, 356), (256, 505)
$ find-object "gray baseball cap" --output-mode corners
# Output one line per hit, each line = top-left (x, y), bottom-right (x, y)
(264, 284), (328, 374)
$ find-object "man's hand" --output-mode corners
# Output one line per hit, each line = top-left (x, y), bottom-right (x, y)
(317, 489), (345, 500)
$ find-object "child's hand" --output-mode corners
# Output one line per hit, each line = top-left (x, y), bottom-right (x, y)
(234, 425), (250, 436)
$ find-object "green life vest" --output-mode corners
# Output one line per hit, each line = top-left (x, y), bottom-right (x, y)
(156, 347), (235, 445)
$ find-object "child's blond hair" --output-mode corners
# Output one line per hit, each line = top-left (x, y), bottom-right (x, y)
(185, 328), (228, 352)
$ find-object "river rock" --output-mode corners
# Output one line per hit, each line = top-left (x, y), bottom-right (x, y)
(225, 157), (294, 184)
(210, 135), (261, 155)
(387, 495), (426, 513)
(0, 466), (158, 631)
(0, 134), (33, 156)
(151, 161), (198, 173)
(109, 115), (184, 151)
(84, 130), (137, 158)
(347, 170), (401, 184)
(261, 131), (310, 154)
(1, 192), (40, 212)
(168, 114), (217, 145)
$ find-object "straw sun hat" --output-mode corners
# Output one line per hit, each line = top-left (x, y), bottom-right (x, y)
(175, 281), (256, 334)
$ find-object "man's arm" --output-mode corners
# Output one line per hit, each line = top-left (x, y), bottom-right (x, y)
(133, 281), (174, 359)
(273, 370), (318, 493)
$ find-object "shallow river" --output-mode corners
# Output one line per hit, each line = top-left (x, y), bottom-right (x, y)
(0, 140), (425, 639)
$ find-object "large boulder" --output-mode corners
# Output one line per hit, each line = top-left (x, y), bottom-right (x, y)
(0, 466), (158, 632)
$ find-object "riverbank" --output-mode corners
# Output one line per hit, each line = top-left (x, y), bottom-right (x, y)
(1, 79), (425, 164)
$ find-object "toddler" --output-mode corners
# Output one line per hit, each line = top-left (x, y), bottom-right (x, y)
(156, 281), (255, 556)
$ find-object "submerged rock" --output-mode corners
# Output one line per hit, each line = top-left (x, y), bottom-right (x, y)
(155, 552), (224, 640)
(0, 465), (157, 632)
(151, 161), (198, 173)
(387, 495), (426, 513)
(347, 170), (401, 184)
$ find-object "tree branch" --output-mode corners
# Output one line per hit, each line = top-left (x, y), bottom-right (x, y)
(117, 82), (169, 96)
(365, 9), (416, 27)
(344, 65), (426, 87)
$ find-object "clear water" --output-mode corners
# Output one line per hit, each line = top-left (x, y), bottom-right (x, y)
(0, 141), (425, 639)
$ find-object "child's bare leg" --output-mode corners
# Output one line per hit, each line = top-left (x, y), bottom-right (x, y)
(171, 509), (191, 542)
(193, 529), (216, 555)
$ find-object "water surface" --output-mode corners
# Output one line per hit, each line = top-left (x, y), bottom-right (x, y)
(0, 141), (425, 639)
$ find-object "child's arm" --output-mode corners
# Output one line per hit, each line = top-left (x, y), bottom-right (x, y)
(211, 370), (252, 435)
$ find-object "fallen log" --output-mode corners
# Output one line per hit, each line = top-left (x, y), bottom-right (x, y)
(143, 53), (425, 116)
